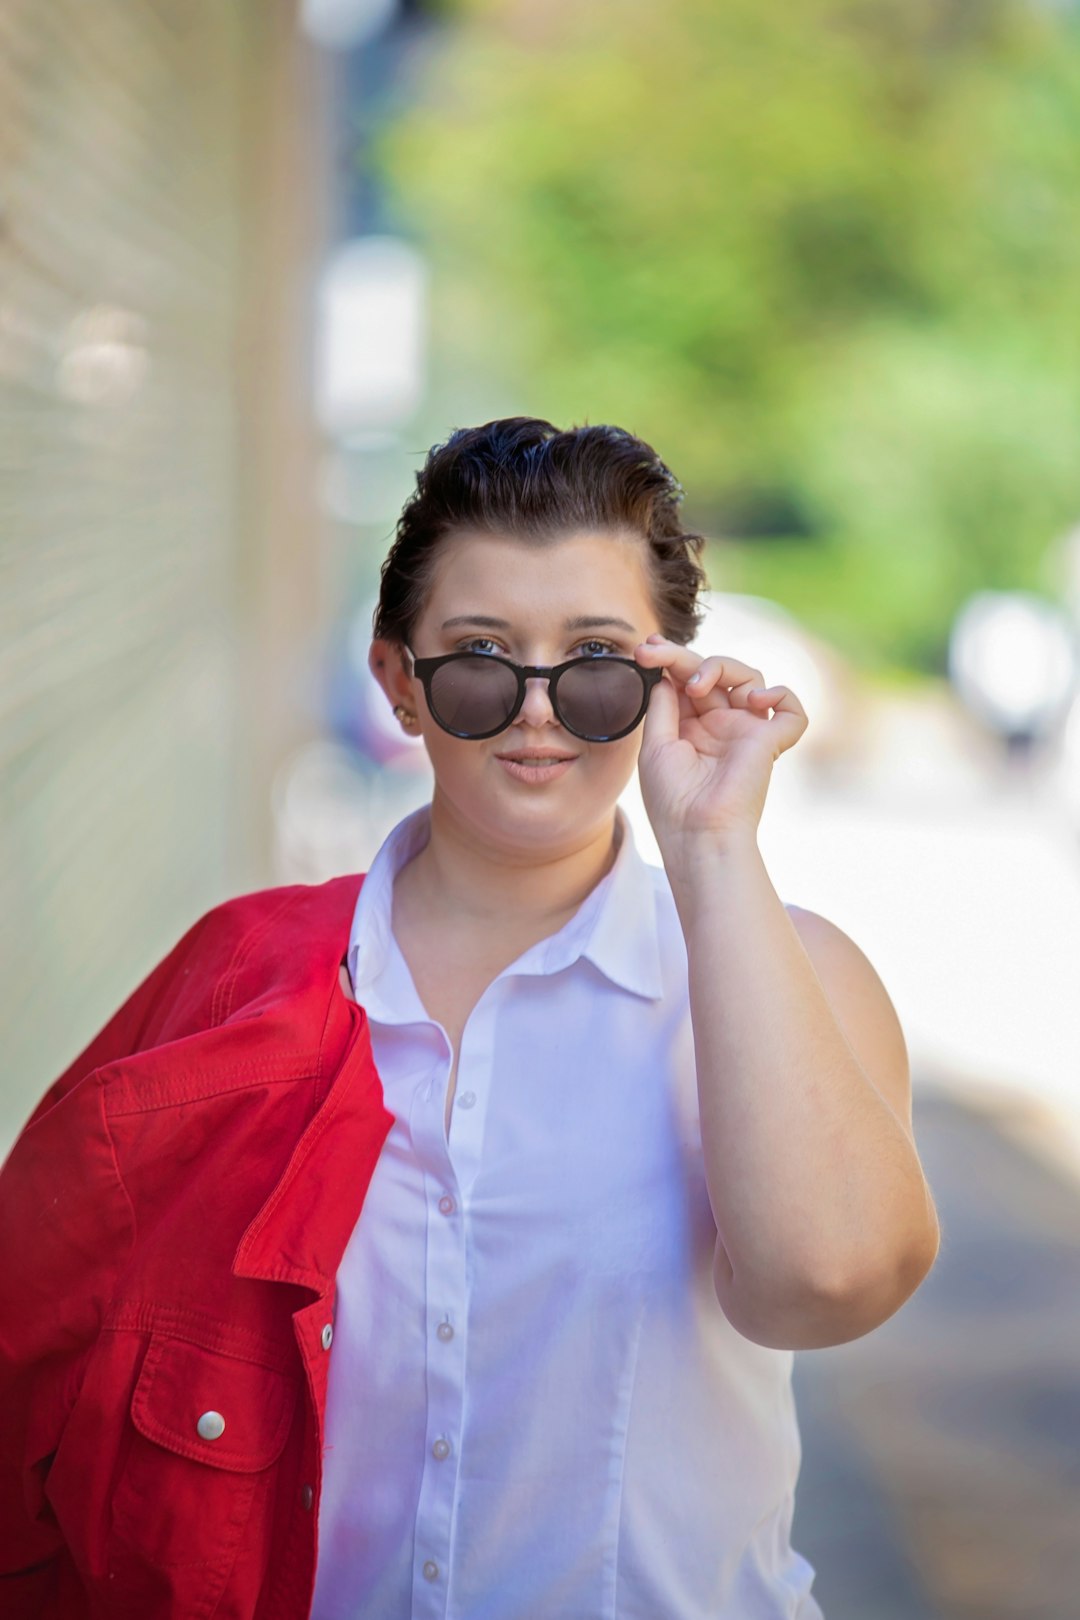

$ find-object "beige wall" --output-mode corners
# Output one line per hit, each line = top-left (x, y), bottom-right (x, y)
(0, 0), (334, 1149)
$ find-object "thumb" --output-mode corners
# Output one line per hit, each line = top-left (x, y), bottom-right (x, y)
(640, 669), (681, 757)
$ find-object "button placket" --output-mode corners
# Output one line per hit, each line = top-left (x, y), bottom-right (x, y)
(415, 1168), (464, 1614)
(412, 1036), (483, 1617)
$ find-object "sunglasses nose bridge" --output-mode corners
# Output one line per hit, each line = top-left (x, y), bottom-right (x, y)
(515, 666), (559, 726)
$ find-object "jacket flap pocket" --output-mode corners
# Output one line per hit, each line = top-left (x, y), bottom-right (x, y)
(131, 1335), (297, 1473)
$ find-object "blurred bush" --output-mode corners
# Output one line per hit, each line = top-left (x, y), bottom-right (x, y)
(375, 0), (1080, 673)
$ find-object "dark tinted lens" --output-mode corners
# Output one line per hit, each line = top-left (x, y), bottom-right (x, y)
(556, 659), (647, 739)
(428, 655), (520, 735)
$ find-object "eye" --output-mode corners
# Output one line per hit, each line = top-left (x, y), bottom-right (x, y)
(574, 637), (620, 657)
(458, 636), (505, 655)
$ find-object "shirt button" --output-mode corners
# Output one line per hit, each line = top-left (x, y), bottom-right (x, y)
(301, 1483), (314, 1511)
(432, 1437), (451, 1460)
(457, 1090), (476, 1109)
(438, 1194), (455, 1215)
(436, 1320), (454, 1342)
(196, 1410), (225, 1441)
(422, 1560), (440, 1581)
(320, 1322), (333, 1350)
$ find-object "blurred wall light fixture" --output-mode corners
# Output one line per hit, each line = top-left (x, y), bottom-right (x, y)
(55, 305), (149, 406)
(299, 0), (398, 51)
(314, 237), (427, 436)
(948, 590), (1078, 746)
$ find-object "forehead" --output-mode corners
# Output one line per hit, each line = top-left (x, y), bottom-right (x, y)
(419, 528), (657, 624)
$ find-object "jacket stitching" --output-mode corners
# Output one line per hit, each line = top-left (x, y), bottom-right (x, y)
(210, 891), (308, 1028)
(235, 1040), (366, 1275)
(100, 1071), (139, 1306)
(102, 1305), (296, 1372)
(107, 1066), (318, 1117)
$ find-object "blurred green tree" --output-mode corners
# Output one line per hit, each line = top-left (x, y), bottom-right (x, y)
(376, 0), (1080, 671)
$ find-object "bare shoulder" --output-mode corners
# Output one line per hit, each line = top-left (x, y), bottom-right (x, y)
(784, 904), (914, 1141)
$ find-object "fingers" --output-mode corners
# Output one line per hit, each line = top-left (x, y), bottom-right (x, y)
(746, 685), (808, 726)
(635, 635), (764, 705)
(635, 635), (808, 736)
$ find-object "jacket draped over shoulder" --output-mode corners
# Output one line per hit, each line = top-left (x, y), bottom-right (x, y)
(0, 875), (394, 1620)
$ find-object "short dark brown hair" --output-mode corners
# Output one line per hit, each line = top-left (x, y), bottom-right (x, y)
(372, 417), (709, 646)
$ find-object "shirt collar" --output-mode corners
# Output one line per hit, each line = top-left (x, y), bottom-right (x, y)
(347, 800), (664, 1011)
(346, 802), (431, 1017)
(576, 807), (664, 1000)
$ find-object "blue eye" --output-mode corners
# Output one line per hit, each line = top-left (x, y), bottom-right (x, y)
(455, 635), (621, 659)
(459, 637), (503, 654)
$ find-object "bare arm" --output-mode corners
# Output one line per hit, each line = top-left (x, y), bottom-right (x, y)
(669, 833), (940, 1351)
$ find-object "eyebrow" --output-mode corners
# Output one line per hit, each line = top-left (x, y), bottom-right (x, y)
(440, 614), (639, 634)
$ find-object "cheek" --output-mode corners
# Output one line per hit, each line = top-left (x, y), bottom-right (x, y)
(585, 734), (642, 781)
(426, 734), (479, 776)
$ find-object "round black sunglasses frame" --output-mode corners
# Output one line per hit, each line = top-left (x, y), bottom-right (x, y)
(402, 644), (664, 742)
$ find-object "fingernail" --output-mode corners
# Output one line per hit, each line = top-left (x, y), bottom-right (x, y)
(687, 672), (701, 685)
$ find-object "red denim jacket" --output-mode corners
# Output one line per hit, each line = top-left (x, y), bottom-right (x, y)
(0, 874), (393, 1619)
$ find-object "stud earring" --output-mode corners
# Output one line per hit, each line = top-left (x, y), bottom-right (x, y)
(393, 704), (418, 727)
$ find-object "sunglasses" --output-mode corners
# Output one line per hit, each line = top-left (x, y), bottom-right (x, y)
(403, 644), (664, 742)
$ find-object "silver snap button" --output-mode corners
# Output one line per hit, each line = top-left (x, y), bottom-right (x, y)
(436, 1320), (454, 1342)
(432, 1437), (451, 1460)
(438, 1194), (455, 1215)
(320, 1322), (333, 1350)
(422, 1560), (439, 1581)
(196, 1410), (225, 1441)
(301, 1483), (314, 1511)
(457, 1091), (476, 1109)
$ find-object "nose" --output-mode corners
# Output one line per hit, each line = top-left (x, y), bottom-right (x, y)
(515, 674), (559, 729)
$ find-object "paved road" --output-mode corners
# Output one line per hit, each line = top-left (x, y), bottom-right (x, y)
(790, 1080), (1080, 1620)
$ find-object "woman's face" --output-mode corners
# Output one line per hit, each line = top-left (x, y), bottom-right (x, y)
(372, 528), (665, 855)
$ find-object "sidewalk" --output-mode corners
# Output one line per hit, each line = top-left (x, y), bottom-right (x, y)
(791, 1080), (1080, 1620)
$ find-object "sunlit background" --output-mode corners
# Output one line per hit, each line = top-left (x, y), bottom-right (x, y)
(3, 0), (1080, 1613)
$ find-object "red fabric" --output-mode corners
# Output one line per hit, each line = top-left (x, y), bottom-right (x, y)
(0, 876), (394, 1619)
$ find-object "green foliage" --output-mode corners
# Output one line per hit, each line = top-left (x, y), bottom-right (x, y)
(376, 0), (1080, 670)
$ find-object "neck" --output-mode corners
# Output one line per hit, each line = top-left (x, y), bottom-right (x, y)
(399, 791), (623, 931)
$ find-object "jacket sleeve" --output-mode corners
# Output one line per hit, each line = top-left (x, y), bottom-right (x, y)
(0, 909), (213, 1611)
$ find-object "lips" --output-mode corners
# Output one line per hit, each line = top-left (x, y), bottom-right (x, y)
(495, 752), (578, 763)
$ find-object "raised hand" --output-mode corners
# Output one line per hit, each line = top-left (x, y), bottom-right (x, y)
(633, 632), (809, 852)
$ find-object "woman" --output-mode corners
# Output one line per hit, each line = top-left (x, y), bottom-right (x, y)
(1, 417), (939, 1618)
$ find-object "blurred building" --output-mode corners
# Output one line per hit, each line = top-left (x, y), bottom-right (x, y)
(0, 1), (336, 1147)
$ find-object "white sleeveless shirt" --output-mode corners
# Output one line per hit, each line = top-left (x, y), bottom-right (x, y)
(311, 802), (824, 1620)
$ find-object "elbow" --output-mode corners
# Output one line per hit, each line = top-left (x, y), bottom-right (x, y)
(804, 1232), (940, 1348)
(714, 1229), (941, 1352)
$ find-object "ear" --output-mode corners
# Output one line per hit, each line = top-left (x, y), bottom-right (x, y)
(368, 638), (415, 711)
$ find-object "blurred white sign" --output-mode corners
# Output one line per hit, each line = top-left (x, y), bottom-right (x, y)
(300, 0), (398, 49)
(315, 237), (427, 435)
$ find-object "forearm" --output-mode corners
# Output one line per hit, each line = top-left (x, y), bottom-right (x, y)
(666, 831), (936, 1331)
